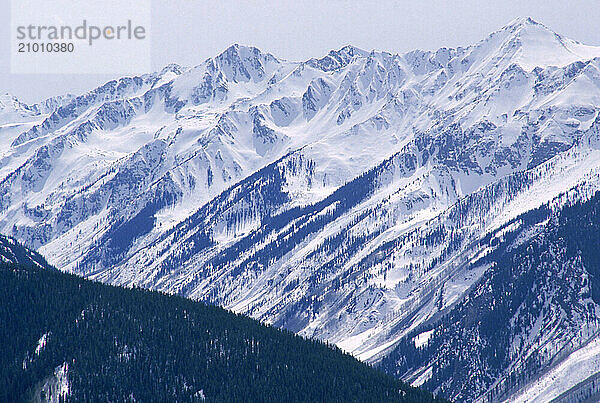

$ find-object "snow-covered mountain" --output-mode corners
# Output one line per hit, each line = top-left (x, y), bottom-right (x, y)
(2, 17), (600, 401)
(379, 187), (600, 401)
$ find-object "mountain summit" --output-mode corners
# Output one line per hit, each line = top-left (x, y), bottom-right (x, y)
(480, 16), (600, 71)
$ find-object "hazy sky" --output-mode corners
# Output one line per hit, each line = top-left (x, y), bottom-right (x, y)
(2, 0), (600, 103)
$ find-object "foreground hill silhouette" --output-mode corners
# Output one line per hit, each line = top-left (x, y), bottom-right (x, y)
(0, 238), (446, 402)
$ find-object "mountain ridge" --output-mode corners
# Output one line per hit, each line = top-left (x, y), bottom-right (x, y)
(3, 17), (600, 401)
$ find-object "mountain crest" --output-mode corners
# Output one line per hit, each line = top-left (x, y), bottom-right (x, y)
(214, 44), (278, 82)
(505, 16), (542, 29)
(307, 45), (368, 71)
(470, 16), (600, 72)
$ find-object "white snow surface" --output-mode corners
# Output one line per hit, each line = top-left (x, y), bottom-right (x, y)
(413, 329), (434, 349)
(35, 332), (49, 356)
(506, 335), (600, 403)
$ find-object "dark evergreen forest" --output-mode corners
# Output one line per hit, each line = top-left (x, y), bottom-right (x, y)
(0, 245), (446, 402)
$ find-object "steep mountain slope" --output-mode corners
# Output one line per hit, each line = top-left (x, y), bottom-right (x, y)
(379, 190), (600, 402)
(0, 243), (446, 403)
(3, 17), (600, 401)
(508, 337), (600, 402)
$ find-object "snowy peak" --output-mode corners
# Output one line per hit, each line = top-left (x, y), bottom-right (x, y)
(482, 16), (600, 71)
(32, 93), (75, 115)
(330, 45), (369, 60)
(214, 44), (280, 83)
(503, 16), (544, 30)
(308, 45), (369, 71)
(0, 92), (31, 113)
(0, 92), (39, 124)
(0, 92), (20, 109)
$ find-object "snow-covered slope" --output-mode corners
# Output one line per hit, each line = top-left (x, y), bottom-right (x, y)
(506, 336), (600, 402)
(379, 185), (600, 401)
(2, 17), (600, 401)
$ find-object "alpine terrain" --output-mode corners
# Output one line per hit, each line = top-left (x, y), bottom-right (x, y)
(3, 17), (600, 401)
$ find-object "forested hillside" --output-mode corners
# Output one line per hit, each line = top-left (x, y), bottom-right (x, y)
(0, 239), (446, 402)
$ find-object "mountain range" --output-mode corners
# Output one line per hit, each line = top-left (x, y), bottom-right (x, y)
(3, 17), (600, 401)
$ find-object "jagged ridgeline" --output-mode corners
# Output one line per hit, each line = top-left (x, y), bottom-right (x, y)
(0, 238), (446, 403)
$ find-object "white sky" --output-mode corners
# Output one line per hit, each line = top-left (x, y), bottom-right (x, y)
(2, 0), (600, 103)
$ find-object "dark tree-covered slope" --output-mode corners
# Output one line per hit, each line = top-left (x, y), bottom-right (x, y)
(0, 236), (446, 403)
(0, 234), (51, 269)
